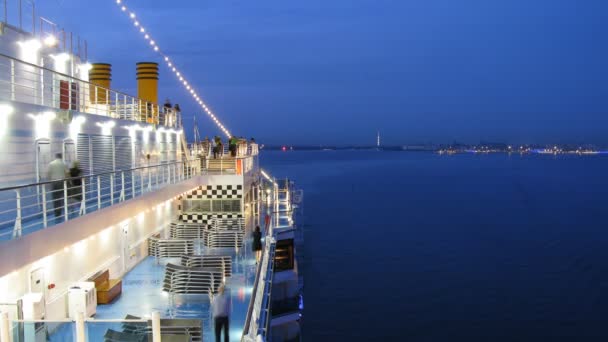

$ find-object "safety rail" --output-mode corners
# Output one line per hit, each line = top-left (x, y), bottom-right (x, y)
(0, 52), (181, 127)
(189, 142), (259, 158)
(0, 311), (191, 342)
(0, 159), (200, 242)
(242, 237), (276, 342)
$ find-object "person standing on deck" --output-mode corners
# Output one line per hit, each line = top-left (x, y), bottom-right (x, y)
(213, 284), (232, 342)
(47, 153), (68, 220)
(252, 225), (263, 263)
(69, 160), (83, 204)
(212, 137), (218, 159)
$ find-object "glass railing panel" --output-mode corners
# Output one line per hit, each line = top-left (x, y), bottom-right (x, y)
(0, 160), (197, 243)
(11, 320), (75, 342)
(84, 319), (149, 341)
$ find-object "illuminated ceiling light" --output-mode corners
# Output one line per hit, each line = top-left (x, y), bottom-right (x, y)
(149, 40), (155, 45)
(144, 34), (149, 39)
(78, 63), (93, 72)
(134, 21), (139, 26)
(140, 27), (145, 33)
(43, 35), (58, 47)
(154, 46), (159, 51)
(50, 52), (71, 63)
(167, 62), (172, 67)
(164, 57), (169, 62)
(121, 6), (126, 11)
(116, 0), (121, 3)
(130, 12), (136, 18)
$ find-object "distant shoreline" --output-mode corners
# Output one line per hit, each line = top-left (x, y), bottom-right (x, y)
(259, 145), (608, 155)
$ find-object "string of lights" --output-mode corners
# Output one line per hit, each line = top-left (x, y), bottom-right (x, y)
(114, 0), (232, 138)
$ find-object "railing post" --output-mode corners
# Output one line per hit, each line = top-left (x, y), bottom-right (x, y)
(63, 180), (69, 221)
(75, 312), (85, 342)
(151, 311), (161, 342)
(42, 185), (47, 228)
(12, 190), (22, 237)
(80, 178), (86, 215)
(10, 59), (15, 101)
(131, 170), (135, 199)
(110, 173), (114, 204)
(97, 175), (101, 209)
(0, 311), (10, 342)
(120, 171), (125, 202)
(156, 166), (159, 187)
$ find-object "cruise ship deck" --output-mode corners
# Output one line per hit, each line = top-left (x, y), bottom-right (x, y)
(45, 208), (262, 342)
(0, 2), (302, 341)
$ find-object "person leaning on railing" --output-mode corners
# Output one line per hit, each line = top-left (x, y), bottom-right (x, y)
(47, 153), (68, 221)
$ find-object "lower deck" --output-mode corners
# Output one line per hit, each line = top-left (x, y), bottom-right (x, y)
(45, 215), (261, 342)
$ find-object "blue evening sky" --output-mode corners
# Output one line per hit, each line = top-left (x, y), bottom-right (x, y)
(34, 0), (608, 145)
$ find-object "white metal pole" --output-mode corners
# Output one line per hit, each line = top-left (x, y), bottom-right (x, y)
(75, 312), (85, 342)
(0, 311), (10, 342)
(151, 311), (161, 342)
(63, 180), (69, 221)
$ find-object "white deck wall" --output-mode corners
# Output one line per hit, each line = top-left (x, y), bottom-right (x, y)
(0, 177), (204, 321)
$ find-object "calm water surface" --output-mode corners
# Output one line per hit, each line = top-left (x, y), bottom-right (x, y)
(261, 150), (608, 341)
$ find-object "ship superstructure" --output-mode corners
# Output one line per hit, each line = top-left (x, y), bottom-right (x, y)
(0, 4), (302, 342)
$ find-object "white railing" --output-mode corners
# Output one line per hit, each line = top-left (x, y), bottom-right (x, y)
(190, 142), (259, 159)
(0, 311), (170, 342)
(0, 52), (181, 128)
(242, 237), (276, 342)
(0, 159), (199, 242)
(1, 0), (88, 61)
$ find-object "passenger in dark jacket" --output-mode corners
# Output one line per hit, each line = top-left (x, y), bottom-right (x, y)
(69, 161), (82, 202)
(252, 226), (262, 263)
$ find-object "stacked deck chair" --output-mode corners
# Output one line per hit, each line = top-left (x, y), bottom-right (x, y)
(169, 222), (207, 239)
(202, 218), (246, 249)
(181, 255), (233, 278)
(148, 236), (194, 258)
(163, 263), (223, 296)
(115, 314), (203, 342)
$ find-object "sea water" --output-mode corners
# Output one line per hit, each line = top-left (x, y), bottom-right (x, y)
(261, 150), (608, 341)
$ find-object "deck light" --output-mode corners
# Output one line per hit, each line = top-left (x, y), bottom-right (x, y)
(17, 39), (42, 64)
(96, 120), (116, 135)
(115, 0), (232, 137)
(43, 35), (58, 47)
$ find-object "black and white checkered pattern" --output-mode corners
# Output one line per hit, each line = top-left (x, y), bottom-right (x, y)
(180, 213), (243, 224)
(184, 185), (243, 200)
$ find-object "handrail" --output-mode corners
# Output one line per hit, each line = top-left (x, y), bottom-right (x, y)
(242, 238), (276, 342)
(0, 52), (181, 127)
(0, 52), (131, 99)
(0, 158), (201, 242)
(0, 160), (190, 191)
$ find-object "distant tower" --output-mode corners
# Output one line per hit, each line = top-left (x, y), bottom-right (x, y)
(377, 130), (381, 148)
